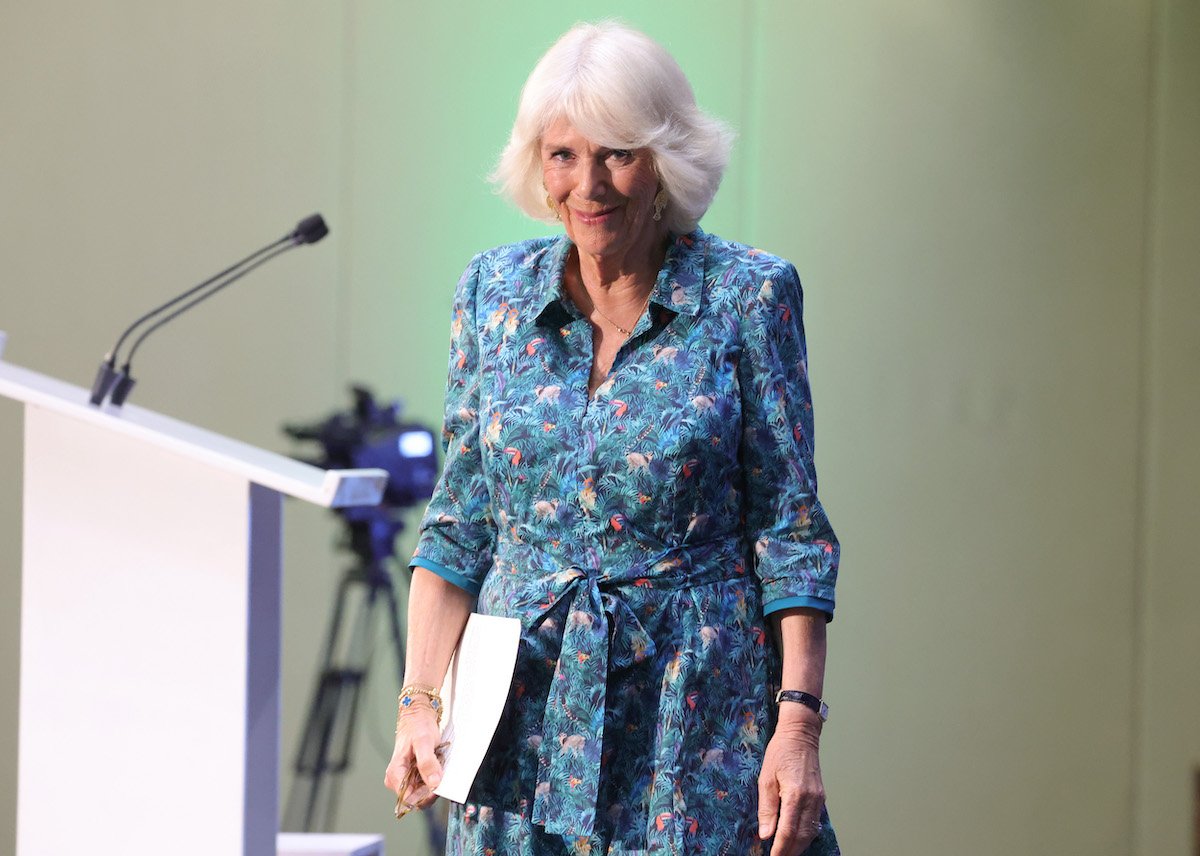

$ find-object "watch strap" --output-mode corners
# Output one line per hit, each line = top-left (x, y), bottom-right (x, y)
(774, 689), (829, 722)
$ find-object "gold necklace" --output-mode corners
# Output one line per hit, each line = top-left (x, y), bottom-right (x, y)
(585, 286), (653, 337)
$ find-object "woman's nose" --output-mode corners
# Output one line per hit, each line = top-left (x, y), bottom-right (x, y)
(575, 161), (608, 199)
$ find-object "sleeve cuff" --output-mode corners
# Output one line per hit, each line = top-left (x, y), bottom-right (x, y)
(763, 594), (835, 622)
(410, 557), (483, 596)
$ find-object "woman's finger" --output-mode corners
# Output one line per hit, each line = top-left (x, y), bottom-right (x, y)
(407, 781), (439, 810)
(411, 730), (444, 790)
(771, 780), (830, 856)
(777, 805), (827, 856)
(383, 764), (405, 792)
(757, 765), (780, 840)
(770, 787), (805, 856)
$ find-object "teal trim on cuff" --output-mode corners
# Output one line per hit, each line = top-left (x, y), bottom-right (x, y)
(410, 557), (482, 596)
(763, 595), (835, 622)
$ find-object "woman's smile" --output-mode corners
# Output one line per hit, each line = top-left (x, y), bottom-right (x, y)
(570, 206), (618, 225)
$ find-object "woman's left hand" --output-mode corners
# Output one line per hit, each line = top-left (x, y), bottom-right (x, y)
(757, 706), (826, 856)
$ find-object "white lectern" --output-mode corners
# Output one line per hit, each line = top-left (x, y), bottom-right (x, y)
(0, 353), (388, 856)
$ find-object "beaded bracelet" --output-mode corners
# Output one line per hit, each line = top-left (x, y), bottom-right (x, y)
(397, 683), (443, 727)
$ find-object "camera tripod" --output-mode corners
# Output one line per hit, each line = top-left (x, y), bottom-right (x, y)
(282, 518), (446, 854)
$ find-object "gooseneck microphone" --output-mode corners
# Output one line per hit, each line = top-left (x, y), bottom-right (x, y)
(88, 214), (329, 407)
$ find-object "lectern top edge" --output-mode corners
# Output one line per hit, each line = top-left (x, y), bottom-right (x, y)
(0, 356), (387, 509)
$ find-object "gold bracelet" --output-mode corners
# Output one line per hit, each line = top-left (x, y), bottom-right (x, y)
(401, 682), (439, 694)
(397, 684), (443, 726)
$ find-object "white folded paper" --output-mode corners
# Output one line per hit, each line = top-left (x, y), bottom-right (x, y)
(433, 613), (522, 803)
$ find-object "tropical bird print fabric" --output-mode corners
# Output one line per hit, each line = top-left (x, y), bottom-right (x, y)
(411, 229), (840, 855)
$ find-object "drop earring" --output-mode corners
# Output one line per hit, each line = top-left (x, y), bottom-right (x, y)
(546, 194), (560, 220)
(652, 189), (667, 222)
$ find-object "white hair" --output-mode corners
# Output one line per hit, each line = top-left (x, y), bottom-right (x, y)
(491, 21), (735, 235)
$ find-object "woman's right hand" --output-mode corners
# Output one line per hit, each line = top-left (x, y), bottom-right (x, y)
(384, 700), (444, 812)
(386, 567), (474, 810)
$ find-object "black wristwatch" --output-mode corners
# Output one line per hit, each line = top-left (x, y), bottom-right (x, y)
(774, 689), (829, 722)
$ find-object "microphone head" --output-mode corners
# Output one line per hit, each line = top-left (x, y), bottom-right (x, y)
(292, 214), (329, 245)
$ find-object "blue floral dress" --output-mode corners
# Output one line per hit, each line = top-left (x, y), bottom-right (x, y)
(411, 229), (840, 855)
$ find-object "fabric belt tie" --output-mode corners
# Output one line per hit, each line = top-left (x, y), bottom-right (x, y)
(505, 541), (742, 840)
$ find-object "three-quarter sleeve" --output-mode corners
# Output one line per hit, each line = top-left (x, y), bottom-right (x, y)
(409, 255), (496, 596)
(739, 261), (840, 619)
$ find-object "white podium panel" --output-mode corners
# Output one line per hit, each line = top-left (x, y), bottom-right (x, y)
(18, 406), (281, 855)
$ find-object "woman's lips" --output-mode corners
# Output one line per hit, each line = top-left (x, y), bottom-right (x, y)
(571, 206), (617, 225)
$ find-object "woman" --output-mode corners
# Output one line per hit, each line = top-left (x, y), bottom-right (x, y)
(385, 21), (840, 856)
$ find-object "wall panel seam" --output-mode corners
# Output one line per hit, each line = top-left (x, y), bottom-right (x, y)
(334, 1), (356, 386)
(1129, 1), (1165, 853)
(738, 0), (764, 245)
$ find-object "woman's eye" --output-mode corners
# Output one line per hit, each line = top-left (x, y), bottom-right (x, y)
(608, 149), (633, 161)
(549, 149), (572, 161)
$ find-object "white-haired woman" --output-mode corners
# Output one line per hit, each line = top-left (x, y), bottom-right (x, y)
(386, 21), (840, 856)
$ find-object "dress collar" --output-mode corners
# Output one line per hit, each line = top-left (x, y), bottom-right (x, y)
(532, 229), (706, 326)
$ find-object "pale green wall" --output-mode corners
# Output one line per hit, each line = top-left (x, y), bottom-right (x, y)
(1, 3), (1195, 855)
(753, 4), (1151, 852)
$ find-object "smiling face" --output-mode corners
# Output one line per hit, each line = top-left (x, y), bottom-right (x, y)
(540, 117), (666, 270)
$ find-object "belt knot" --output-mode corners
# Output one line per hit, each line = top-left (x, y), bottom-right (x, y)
(495, 538), (743, 838)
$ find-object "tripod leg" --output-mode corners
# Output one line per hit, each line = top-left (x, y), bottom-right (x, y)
(284, 568), (364, 832)
(319, 564), (393, 831)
